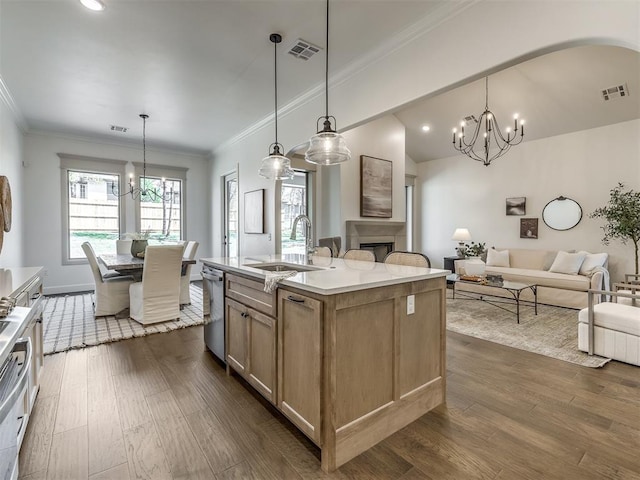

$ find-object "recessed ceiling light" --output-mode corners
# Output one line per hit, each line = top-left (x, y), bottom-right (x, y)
(80, 0), (105, 11)
(421, 125), (430, 132)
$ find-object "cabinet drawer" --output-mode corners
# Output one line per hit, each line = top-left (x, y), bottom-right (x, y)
(226, 273), (276, 317)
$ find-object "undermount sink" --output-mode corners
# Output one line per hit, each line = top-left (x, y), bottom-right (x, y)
(244, 262), (322, 273)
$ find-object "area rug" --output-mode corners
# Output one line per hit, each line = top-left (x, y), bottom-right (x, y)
(42, 284), (204, 355)
(446, 292), (610, 368)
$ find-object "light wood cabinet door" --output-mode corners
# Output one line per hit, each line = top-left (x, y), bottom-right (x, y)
(277, 290), (323, 444)
(247, 309), (277, 404)
(226, 297), (249, 375)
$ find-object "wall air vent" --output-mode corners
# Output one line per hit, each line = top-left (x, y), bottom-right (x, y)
(288, 39), (321, 61)
(110, 125), (128, 133)
(601, 83), (628, 101)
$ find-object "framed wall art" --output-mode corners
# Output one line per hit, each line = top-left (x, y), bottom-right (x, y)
(360, 155), (392, 218)
(520, 218), (538, 239)
(506, 197), (526, 215)
(244, 189), (264, 234)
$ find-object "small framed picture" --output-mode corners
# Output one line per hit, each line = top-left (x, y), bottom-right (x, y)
(506, 197), (526, 216)
(520, 218), (538, 239)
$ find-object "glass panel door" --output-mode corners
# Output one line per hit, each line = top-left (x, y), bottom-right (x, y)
(224, 173), (238, 257)
(281, 171), (308, 255)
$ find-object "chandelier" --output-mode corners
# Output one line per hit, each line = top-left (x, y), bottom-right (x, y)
(452, 77), (525, 166)
(113, 114), (174, 201)
(304, 0), (351, 165)
(258, 33), (294, 180)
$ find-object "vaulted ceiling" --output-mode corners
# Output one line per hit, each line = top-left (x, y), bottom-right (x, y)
(1, 1), (638, 161)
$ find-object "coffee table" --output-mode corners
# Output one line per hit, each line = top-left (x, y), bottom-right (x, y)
(447, 274), (537, 323)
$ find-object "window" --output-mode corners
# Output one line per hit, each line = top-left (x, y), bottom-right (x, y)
(223, 172), (238, 257)
(405, 175), (416, 251)
(60, 154), (127, 264)
(133, 163), (188, 244)
(281, 171), (309, 255)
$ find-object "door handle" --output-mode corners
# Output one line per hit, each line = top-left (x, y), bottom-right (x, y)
(287, 296), (305, 304)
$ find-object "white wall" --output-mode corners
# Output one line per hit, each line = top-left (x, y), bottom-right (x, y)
(23, 132), (211, 294)
(0, 101), (24, 267)
(209, 1), (639, 258)
(338, 115), (406, 239)
(416, 119), (640, 281)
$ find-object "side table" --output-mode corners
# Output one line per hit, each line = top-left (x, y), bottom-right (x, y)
(444, 256), (465, 286)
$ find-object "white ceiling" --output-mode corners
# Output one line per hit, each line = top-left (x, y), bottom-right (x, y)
(0, 0), (453, 155)
(1, 2), (638, 160)
(396, 45), (640, 163)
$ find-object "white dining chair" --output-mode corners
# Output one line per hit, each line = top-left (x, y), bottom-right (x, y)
(314, 246), (332, 257)
(82, 242), (135, 317)
(384, 251), (431, 268)
(116, 239), (132, 255)
(179, 240), (199, 307)
(129, 245), (183, 325)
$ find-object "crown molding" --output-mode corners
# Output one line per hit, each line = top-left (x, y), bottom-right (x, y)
(215, 0), (479, 154)
(27, 129), (209, 160)
(0, 76), (29, 132)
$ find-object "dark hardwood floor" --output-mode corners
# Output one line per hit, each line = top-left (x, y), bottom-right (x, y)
(19, 325), (640, 479)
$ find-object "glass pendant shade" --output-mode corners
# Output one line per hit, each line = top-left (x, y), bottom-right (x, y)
(305, 0), (350, 166)
(259, 147), (294, 180)
(305, 129), (351, 165)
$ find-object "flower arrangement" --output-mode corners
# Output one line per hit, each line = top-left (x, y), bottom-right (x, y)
(122, 229), (151, 240)
(464, 241), (486, 257)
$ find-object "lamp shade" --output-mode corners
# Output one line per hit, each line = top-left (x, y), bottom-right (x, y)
(258, 153), (294, 180)
(305, 130), (351, 165)
(451, 228), (471, 242)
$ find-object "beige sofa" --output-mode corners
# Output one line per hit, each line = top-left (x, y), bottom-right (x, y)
(455, 248), (608, 309)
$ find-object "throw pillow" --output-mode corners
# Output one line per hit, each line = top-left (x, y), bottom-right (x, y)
(577, 251), (608, 275)
(486, 249), (510, 267)
(549, 251), (587, 275)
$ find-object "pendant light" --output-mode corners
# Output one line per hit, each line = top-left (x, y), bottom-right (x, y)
(258, 33), (295, 180)
(304, 0), (351, 165)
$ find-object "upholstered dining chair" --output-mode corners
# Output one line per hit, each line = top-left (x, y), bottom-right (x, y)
(82, 242), (135, 317)
(129, 245), (184, 325)
(116, 239), (132, 255)
(384, 251), (431, 268)
(314, 246), (333, 257)
(180, 240), (199, 307)
(343, 249), (376, 262)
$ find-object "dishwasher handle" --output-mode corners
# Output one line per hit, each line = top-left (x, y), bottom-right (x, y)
(201, 272), (223, 282)
(0, 338), (32, 425)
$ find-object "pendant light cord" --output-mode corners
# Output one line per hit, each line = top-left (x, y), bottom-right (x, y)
(325, 0), (329, 119)
(485, 77), (489, 110)
(274, 37), (279, 145)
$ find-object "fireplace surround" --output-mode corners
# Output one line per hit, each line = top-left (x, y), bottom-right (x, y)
(345, 221), (407, 261)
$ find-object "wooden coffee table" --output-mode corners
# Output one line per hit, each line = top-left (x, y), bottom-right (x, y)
(447, 274), (537, 324)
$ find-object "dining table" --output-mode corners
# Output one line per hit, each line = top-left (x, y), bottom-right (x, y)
(98, 254), (196, 280)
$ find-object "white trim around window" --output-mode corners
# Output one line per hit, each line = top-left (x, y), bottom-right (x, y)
(59, 153), (128, 265)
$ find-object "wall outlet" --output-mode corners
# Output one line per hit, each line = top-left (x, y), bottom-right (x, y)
(407, 294), (415, 315)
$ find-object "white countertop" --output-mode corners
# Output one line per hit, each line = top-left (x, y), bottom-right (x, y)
(199, 254), (448, 295)
(0, 267), (43, 299)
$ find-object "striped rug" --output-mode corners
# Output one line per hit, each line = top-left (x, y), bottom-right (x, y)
(42, 284), (204, 355)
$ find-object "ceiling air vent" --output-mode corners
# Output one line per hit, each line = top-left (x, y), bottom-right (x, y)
(601, 83), (629, 101)
(110, 125), (128, 133)
(462, 115), (478, 126)
(288, 39), (321, 61)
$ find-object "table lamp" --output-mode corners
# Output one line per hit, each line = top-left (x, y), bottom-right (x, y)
(451, 228), (471, 256)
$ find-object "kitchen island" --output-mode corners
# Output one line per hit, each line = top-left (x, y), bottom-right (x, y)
(200, 254), (448, 472)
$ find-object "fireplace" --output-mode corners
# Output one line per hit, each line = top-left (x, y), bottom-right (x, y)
(345, 221), (407, 261)
(359, 242), (394, 262)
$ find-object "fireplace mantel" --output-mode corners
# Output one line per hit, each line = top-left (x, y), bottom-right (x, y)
(345, 221), (407, 252)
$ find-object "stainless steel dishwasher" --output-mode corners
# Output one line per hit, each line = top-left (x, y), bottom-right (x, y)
(202, 265), (225, 363)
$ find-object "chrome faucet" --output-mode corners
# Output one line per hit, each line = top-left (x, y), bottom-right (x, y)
(290, 214), (314, 258)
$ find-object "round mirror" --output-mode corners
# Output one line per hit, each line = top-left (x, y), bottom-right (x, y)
(542, 196), (582, 231)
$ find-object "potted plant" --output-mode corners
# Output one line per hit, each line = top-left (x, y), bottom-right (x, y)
(464, 241), (487, 259)
(590, 182), (640, 274)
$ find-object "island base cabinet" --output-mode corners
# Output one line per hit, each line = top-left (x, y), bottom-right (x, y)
(277, 290), (323, 445)
(225, 297), (277, 405)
